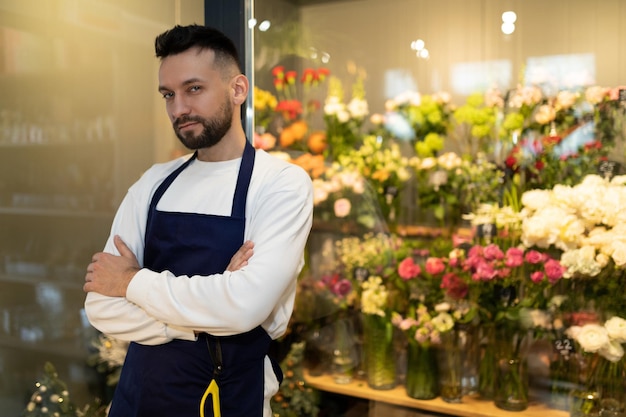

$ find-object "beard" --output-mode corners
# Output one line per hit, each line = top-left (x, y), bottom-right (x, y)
(173, 98), (233, 150)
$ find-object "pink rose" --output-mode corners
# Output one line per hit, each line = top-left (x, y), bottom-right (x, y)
(497, 267), (512, 278)
(505, 247), (524, 267)
(530, 271), (545, 283)
(475, 261), (498, 281)
(544, 259), (565, 283)
(425, 257), (446, 275)
(398, 257), (422, 280)
(483, 244), (504, 260)
(524, 250), (543, 264)
(333, 279), (353, 297)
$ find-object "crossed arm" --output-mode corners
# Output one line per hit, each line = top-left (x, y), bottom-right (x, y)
(84, 235), (254, 297)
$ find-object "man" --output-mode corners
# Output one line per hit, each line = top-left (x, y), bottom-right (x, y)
(83, 24), (313, 417)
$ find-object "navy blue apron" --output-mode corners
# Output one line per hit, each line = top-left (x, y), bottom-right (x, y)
(109, 141), (280, 417)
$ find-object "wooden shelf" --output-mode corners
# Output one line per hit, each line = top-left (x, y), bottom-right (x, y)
(304, 371), (569, 417)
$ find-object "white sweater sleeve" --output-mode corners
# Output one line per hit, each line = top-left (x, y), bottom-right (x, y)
(125, 162), (314, 339)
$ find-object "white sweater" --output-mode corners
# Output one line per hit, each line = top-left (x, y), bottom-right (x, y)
(84, 149), (313, 416)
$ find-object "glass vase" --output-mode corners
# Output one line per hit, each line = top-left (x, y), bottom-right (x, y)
(595, 356), (626, 417)
(405, 340), (439, 400)
(570, 352), (601, 417)
(549, 338), (579, 411)
(331, 316), (357, 384)
(437, 329), (463, 403)
(362, 314), (396, 390)
(459, 323), (480, 396)
(478, 324), (496, 399)
(493, 326), (529, 411)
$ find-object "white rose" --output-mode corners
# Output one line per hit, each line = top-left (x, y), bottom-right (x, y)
(599, 340), (625, 362)
(575, 324), (610, 353)
(605, 316), (626, 343)
(611, 240), (626, 267)
(521, 189), (552, 212)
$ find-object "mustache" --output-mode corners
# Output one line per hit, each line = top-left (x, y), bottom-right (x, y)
(174, 115), (204, 128)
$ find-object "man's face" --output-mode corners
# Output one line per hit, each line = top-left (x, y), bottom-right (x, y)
(158, 47), (234, 149)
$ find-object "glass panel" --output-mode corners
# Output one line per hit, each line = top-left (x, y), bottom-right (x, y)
(252, 1), (626, 416)
(0, 1), (203, 414)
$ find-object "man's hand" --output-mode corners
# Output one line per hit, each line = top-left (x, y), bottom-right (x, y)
(84, 235), (140, 296)
(227, 240), (254, 271)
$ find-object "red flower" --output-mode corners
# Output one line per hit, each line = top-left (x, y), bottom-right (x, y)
(272, 65), (285, 78)
(285, 71), (297, 84)
(505, 154), (518, 169)
(275, 100), (303, 121)
(398, 257), (422, 280)
(301, 68), (316, 84)
(425, 257), (446, 275)
(317, 68), (330, 81)
(440, 273), (469, 300)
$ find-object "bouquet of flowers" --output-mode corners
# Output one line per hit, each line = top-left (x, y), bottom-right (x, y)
(452, 88), (504, 161)
(255, 65), (330, 153)
(332, 135), (412, 228)
(323, 74), (369, 160)
(409, 152), (503, 230)
(384, 91), (454, 157)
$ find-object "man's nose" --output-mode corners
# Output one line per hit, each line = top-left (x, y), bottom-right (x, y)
(169, 95), (191, 120)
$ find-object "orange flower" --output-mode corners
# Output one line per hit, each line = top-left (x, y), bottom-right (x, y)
(307, 131), (327, 154)
(291, 153), (327, 178)
(289, 120), (308, 140)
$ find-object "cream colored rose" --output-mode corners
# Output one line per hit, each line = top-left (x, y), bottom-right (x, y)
(585, 86), (608, 105)
(535, 104), (556, 125)
(610, 241), (626, 266)
(599, 340), (624, 362)
(419, 157), (437, 170)
(555, 90), (578, 110)
(605, 316), (626, 343)
(521, 189), (552, 212)
(574, 324), (610, 353)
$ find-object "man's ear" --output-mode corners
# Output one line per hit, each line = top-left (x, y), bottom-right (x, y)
(232, 74), (249, 105)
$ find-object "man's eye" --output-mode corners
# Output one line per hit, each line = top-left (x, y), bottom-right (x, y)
(189, 86), (201, 92)
(161, 92), (173, 99)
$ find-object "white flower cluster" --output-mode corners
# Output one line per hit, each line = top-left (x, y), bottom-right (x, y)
(566, 316), (626, 362)
(360, 276), (388, 316)
(520, 174), (626, 277)
(312, 170), (366, 206)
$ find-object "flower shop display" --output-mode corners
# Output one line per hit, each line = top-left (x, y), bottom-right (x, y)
(25, 80), (624, 416)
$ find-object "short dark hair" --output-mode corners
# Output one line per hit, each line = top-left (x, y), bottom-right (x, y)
(154, 24), (241, 72)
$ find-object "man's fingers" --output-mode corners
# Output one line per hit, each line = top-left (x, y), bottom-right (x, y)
(114, 235), (135, 260)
